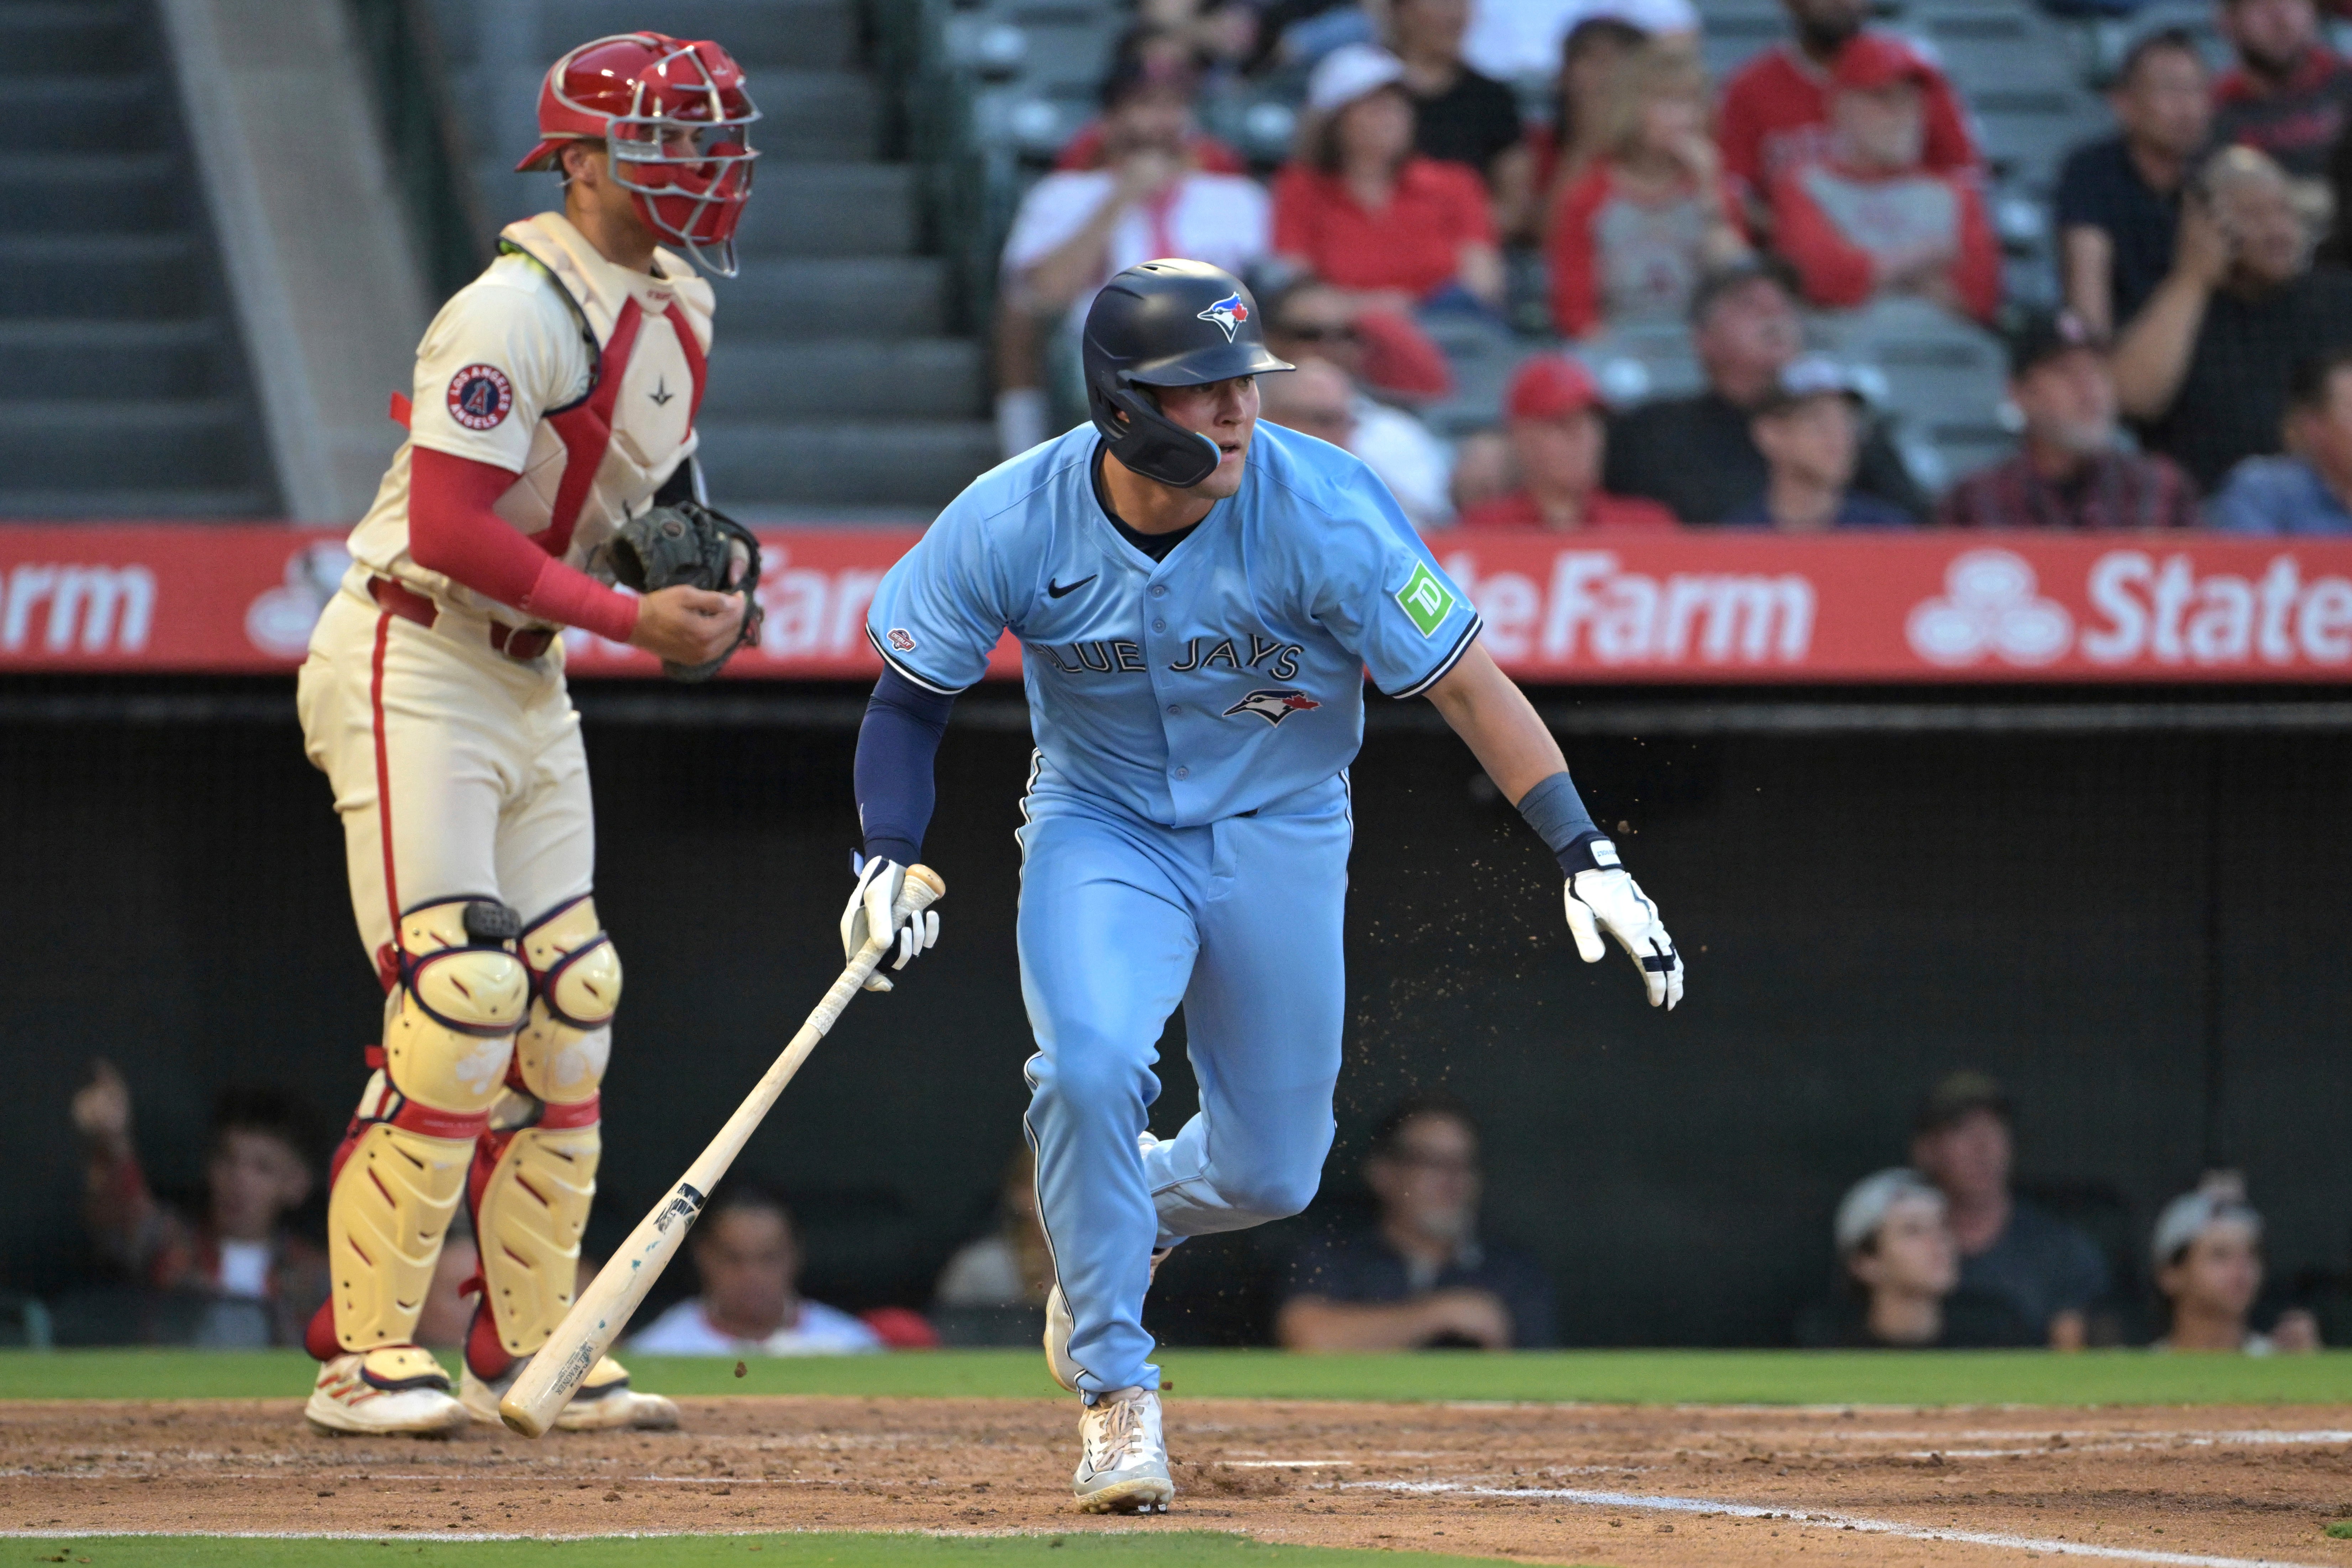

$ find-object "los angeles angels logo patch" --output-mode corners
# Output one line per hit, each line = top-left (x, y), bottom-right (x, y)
(446, 364), (514, 430)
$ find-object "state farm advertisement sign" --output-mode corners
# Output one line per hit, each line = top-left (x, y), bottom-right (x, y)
(3, 525), (2350, 683)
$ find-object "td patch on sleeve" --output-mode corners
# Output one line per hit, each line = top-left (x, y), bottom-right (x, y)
(1395, 561), (1456, 637)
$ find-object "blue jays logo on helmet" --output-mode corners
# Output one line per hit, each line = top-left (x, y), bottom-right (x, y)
(1223, 688), (1320, 726)
(1196, 292), (1249, 342)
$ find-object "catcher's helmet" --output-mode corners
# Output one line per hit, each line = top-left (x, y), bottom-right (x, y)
(518, 33), (760, 278)
(1083, 260), (1292, 487)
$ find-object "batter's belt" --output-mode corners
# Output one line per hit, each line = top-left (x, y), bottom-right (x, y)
(369, 575), (555, 661)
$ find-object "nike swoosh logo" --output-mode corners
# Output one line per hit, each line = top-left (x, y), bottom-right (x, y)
(1047, 575), (1097, 599)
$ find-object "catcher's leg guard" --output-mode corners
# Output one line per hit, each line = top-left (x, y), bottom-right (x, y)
(466, 895), (618, 1377)
(307, 898), (528, 1360)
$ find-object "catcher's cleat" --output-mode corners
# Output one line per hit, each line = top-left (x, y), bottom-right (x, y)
(305, 1346), (470, 1437)
(1073, 1386), (1173, 1513)
(461, 1353), (679, 1432)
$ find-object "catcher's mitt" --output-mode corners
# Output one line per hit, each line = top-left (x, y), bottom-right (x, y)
(607, 499), (764, 681)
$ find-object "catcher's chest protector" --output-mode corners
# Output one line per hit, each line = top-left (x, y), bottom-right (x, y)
(497, 213), (712, 568)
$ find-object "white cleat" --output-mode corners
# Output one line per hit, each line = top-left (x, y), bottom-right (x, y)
(305, 1346), (470, 1437)
(460, 1353), (680, 1432)
(1073, 1385), (1173, 1514)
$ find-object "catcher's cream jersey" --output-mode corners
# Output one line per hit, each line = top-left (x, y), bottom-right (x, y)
(345, 211), (715, 627)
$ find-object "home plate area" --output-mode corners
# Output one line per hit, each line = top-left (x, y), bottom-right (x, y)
(5, 1397), (2349, 1565)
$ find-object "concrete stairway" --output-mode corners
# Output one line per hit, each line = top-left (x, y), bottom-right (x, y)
(0, 0), (276, 517)
(430, 0), (997, 521)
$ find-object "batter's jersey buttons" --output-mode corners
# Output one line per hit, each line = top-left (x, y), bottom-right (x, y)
(1167, 704), (1181, 715)
(1173, 766), (1190, 779)
(1152, 619), (1167, 632)
(1149, 584), (1168, 597)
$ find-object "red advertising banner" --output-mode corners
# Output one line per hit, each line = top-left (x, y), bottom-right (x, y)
(4, 524), (2351, 683)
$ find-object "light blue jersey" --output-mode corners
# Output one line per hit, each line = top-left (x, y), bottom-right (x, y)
(871, 421), (1482, 1398)
(865, 422), (1482, 826)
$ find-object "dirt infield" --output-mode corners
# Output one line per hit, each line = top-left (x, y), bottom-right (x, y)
(5, 1396), (2351, 1564)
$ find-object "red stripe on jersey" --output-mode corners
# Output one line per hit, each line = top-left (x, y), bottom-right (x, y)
(540, 297), (647, 562)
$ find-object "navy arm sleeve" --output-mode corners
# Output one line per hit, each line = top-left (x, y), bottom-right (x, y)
(853, 667), (956, 868)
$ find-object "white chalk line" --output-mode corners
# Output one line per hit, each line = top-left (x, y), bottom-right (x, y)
(1350, 1479), (2335, 1568)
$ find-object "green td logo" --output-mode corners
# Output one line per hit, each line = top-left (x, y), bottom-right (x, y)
(1395, 562), (1455, 638)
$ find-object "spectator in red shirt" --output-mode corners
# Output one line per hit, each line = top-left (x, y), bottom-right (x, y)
(1939, 310), (2201, 529)
(1716, 0), (1978, 222)
(1548, 39), (1749, 337)
(1272, 43), (1504, 312)
(2212, 0), (2352, 185)
(1768, 35), (2001, 324)
(1525, 17), (1647, 242)
(1456, 355), (1679, 529)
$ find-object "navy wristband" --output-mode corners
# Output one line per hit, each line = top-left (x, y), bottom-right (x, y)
(1514, 771), (1614, 877)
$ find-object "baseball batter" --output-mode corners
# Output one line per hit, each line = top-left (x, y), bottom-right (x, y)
(293, 32), (759, 1437)
(847, 260), (1686, 1511)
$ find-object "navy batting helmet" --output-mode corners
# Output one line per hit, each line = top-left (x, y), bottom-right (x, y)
(1082, 259), (1293, 487)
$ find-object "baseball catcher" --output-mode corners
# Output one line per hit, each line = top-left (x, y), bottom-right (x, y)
(294, 32), (759, 1437)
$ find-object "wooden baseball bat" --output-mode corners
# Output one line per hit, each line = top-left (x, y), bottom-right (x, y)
(498, 864), (946, 1437)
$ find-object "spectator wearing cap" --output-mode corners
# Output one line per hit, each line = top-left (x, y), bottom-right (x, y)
(2056, 32), (2211, 339)
(1457, 356), (1679, 528)
(1795, 1169), (2036, 1348)
(1277, 1093), (1556, 1351)
(1261, 357), (1458, 526)
(1909, 1072), (2110, 1351)
(1546, 39), (1750, 338)
(993, 50), (1271, 457)
(2211, 344), (2352, 530)
(2150, 1176), (2321, 1353)
(2114, 145), (2352, 490)
(1388, 0), (1534, 237)
(1767, 35), (2001, 325)
(1605, 260), (1928, 521)
(2210, 0), (2352, 186)
(1715, 0), (1978, 222)
(1938, 311), (2201, 529)
(1724, 355), (1914, 528)
(1272, 44), (1504, 314)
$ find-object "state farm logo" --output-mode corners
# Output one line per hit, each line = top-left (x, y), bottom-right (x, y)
(1444, 551), (1814, 666)
(245, 541), (352, 658)
(1905, 550), (2072, 668)
(0, 562), (155, 653)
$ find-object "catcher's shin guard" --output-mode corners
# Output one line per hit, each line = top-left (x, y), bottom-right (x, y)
(466, 896), (619, 1376)
(310, 899), (529, 1358)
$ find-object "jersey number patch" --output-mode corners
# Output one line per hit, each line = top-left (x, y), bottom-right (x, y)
(1396, 562), (1456, 637)
(447, 364), (515, 431)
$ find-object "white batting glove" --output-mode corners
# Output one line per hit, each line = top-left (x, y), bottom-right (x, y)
(1565, 862), (1684, 1010)
(840, 857), (939, 992)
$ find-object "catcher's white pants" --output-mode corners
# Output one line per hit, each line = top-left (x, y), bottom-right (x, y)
(298, 579), (595, 968)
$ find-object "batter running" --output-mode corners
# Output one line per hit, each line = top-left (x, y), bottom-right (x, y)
(294, 32), (758, 1437)
(848, 260), (1687, 1512)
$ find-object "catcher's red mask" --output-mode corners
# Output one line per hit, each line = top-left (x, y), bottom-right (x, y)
(518, 32), (760, 278)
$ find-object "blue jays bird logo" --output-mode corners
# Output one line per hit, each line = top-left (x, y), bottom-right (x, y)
(1196, 293), (1249, 342)
(1224, 688), (1320, 725)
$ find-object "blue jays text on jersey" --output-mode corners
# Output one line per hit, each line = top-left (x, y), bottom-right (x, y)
(863, 420), (1483, 824)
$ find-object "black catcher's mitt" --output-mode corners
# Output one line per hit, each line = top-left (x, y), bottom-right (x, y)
(607, 500), (764, 682)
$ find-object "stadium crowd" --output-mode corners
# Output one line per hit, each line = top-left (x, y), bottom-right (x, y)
(993, 0), (2352, 530)
(51, 1064), (2327, 1355)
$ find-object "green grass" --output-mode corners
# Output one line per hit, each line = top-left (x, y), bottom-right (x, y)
(0, 1533), (1541, 1567)
(5, 1347), (2352, 1406)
